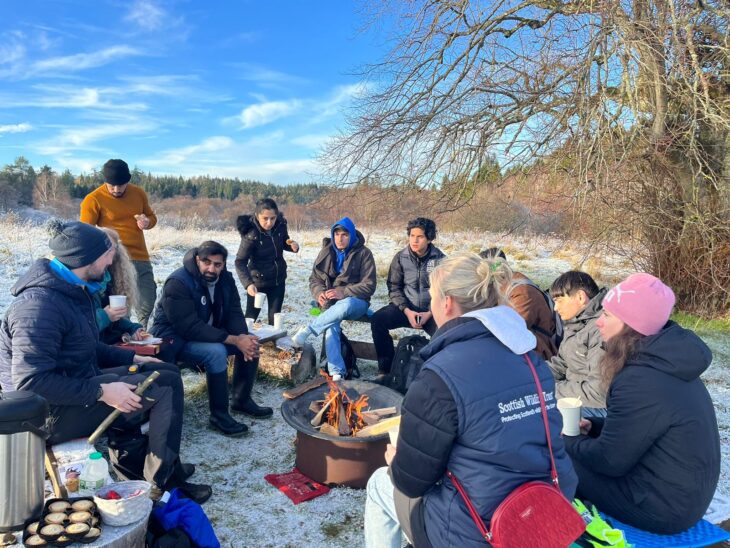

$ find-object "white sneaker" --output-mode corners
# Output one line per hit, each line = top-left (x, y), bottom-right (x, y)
(291, 326), (311, 349)
(331, 373), (343, 382)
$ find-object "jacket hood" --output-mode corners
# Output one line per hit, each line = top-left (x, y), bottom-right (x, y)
(10, 258), (88, 303)
(630, 321), (712, 381)
(330, 216), (358, 253)
(236, 212), (286, 236)
(182, 247), (229, 281)
(321, 230), (366, 252)
(571, 287), (607, 325)
(422, 306), (537, 360)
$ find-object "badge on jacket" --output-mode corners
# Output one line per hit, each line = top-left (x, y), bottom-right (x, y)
(201, 296), (207, 305)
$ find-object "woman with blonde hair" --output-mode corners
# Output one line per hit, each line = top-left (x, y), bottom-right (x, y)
(364, 253), (577, 548)
(94, 227), (145, 344)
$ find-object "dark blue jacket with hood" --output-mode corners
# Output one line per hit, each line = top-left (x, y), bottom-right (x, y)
(391, 306), (578, 547)
(0, 259), (134, 406)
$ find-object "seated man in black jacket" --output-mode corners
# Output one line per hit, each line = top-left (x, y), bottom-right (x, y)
(370, 218), (445, 379)
(0, 221), (210, 503)
(151, 241), (271, 437)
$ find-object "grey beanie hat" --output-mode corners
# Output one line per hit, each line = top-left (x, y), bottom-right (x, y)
(48, 220), (112, 268)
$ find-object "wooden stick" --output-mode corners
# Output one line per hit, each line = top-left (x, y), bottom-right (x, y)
(337, 400), (351, 436)
(88, 371), (160, 445)
(365, 406), (397, 417)
(282, 376), (327, 399)
(310, 394), (337, 426)
(355, 415), (401, 438)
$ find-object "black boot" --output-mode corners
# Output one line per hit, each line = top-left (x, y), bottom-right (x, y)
(230, 356), (273, 418)
(207, 371), (248, 437)
(163, 478), (213, 505)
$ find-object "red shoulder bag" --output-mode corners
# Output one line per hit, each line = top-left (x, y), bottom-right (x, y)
(446, 354), (585, 548)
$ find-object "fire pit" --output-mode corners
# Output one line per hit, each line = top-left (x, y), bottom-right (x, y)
(281, 379), (403, 488)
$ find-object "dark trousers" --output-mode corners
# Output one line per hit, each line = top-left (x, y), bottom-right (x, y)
(48, 365), (184, 489)
(371, 303), (437, 373)
(245, 284), (286, 325)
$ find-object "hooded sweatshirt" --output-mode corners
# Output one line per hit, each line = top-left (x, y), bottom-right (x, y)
(564, 322), (720, 533)
(308, 217), (376, 303)
(390, 306), (577, 547)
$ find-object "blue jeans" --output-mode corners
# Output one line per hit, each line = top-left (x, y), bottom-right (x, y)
(308, 297), (368, 376)
(583, 407), (608, 419)
(175, 341), (235, 374)
(365, 467), (403, 548)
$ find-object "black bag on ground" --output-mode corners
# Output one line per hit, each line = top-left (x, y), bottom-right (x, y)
(389, 335), (429, 394)
(319, 332), (360, 379)
(107, 425), (147, 481)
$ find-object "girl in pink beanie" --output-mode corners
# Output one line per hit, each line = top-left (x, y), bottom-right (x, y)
(562, 273), (720, 534)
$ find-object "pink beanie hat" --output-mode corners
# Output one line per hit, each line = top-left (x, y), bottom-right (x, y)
(602, 273), (676, 336)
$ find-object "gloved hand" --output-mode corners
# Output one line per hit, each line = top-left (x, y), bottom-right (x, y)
(572, 499), (632, 548)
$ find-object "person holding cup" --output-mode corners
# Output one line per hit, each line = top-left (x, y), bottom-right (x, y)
(235, 198), (299, 325)
(563, 273), (720, 534)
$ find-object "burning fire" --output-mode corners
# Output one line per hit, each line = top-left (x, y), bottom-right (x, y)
(323, 374), (369, 436)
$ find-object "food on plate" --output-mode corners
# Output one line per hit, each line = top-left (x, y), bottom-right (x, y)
(65, 523), (90, 535)
(43, 513), (66, 524)
(24, 535), (47, 546)
(39, 523), (64, 536)
(70, 500), (95, 512)
(48, 501), (70, 513)
(25, 522), (40, 535)
(68, 511), (91, 523)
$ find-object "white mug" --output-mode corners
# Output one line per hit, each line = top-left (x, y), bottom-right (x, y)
(108, 295), (127, 308)
(273, 313), (283, 329)
(557, 397), (582, 436)
(254, 292), (266, 308)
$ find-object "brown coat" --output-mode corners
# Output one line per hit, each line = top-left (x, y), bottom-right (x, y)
(508, 272), (557, 359)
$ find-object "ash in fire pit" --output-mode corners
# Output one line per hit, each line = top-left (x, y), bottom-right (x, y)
(281, 379), (403, 488)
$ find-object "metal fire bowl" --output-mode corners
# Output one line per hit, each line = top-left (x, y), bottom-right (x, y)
(280, 380), (403, 489)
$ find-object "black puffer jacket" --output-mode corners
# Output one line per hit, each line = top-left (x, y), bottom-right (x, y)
(387, 244), (445, 312)
(150, 248), (247, 343)
(0, 259), (133, 406)
(234, 213), (293, 290)
(564, 322), (720, 532)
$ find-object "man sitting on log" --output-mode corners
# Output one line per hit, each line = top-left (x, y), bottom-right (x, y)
(0, 221), (211, 503)
(150, 240), (271, 438)
(287, 217), (377, 381)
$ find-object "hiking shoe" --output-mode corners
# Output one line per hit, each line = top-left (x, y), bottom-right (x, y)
(291, 326), (311, 349)
(332, 373), (343, 382)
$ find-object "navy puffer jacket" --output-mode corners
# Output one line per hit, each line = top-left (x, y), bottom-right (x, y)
(391, 306), (577, 547)
(0, 259), (134, 406)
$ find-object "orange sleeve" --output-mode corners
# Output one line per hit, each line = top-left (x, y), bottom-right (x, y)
(141, 189), (157, 229)
(79, 193), (100, 225)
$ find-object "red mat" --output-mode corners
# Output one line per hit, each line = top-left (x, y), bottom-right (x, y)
(264, 468), (330, 504)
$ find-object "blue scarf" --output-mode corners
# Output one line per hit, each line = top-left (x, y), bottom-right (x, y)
(49, 258), (104, 295)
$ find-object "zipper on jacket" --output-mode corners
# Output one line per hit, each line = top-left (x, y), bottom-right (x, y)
(269, 231), (280, 286)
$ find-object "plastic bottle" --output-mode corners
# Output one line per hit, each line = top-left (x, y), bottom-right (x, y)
(79, 452), (108, 494)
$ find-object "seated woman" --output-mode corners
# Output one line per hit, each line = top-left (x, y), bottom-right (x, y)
(364, 253), (577, 548)
(95, 228), (145, 344)
(563, 273), (720, 534)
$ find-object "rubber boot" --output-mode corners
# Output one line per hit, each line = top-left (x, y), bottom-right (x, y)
(207, 371), (248, 437)
(230, 356), (273, 418)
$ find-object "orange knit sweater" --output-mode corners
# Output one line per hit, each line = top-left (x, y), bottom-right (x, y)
(80, 184), (157, 261)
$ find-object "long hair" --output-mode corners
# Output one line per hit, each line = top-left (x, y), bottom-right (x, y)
(99, 227), (139, 311)
(600, 324), (645, 388)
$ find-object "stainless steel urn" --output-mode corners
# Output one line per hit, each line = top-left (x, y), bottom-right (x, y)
(0, 391), (48, 531)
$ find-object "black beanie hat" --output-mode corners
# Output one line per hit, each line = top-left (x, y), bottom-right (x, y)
(47, 220), (112, 269)
(102, 159), (131, 186)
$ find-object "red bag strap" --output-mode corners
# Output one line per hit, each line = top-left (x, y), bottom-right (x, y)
(446, 353), (561, 541)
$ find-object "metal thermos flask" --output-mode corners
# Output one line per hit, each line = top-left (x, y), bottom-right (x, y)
(0, 391), (49, 531)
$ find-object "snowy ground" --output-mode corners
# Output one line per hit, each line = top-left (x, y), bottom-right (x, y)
(0, 215), (728, 546)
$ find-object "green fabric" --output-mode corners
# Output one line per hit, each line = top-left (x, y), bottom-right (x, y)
(573, 499), (632, 548)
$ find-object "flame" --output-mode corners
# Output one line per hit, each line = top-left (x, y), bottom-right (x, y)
(318, 372), (370, 435)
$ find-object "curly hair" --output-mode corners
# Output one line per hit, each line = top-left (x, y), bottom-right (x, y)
(99, 227), (139, 311)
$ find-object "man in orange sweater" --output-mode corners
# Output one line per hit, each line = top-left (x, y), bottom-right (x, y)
(80, 159), (158, 327)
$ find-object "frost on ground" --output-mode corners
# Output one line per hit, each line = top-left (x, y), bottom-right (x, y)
(0, 215), (728, 545)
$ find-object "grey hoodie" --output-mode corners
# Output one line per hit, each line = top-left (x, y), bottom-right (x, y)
(548, 288), (607, 407)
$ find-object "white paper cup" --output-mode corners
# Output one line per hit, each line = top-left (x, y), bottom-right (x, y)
(108, 295), (127, 308)
(273, 313), (283, 329)
(388, 427), (399, 447)
(246, 318), (255, 330)
(557, 397), (582, 436)
(254, 292), (266, 308)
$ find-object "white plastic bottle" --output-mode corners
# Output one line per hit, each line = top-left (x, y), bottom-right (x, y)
(79, 452), (108, 494)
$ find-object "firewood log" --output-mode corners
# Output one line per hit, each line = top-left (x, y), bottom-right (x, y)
(355, 415), (401, 438)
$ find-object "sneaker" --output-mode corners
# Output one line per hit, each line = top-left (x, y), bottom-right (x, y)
(332, 373), (343, 382)
(291, 326), (312, 349)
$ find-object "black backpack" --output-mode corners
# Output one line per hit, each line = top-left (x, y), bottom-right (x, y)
(389, 335), (429, 394)
(319, 332), (360, 379)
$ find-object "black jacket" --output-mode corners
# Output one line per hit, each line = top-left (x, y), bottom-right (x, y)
(150, 248), (248, 343)
(564, 322), (720, 531)
(0, 259), (134, 406)
(234, 213), (293, 290)
(387, 244), (445, 312)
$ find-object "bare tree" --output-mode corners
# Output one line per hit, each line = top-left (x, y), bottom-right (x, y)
(33, 165), (67, 207)
(322, 0), (729, 313)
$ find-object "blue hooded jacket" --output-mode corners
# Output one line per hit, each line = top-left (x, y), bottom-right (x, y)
(331, 217), (357, 273)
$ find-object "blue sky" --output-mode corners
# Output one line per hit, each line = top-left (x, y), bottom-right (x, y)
(0, 1), (382, 184)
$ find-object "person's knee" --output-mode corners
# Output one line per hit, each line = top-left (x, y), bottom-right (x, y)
(204, 345), (230, 374)
(367, 467), (392, 502)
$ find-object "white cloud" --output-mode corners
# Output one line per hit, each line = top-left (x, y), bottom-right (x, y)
(0, 123), (32, 134)
(290, 133), (331, 150)
(146, 136), (234, 165)
(239, 100), (301, 129)
(34, 121), (157, 155)
(125, 0), (167, 31)
(0, 86), (147, 111)
(32, 45), (142, 73)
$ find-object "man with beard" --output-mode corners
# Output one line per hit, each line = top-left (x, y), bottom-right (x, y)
(0, 221), (211, 503)
(370, 218), (445, 380)
(150, 241), (271, 437)
(80, 159), (157, 327)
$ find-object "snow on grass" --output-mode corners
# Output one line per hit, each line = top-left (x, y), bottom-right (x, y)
(0, 215), (728, 544)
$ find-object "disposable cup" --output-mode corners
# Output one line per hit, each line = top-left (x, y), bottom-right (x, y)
(108, 295), (127, 308)
(254, 292), (266, 308)
(273, 313), (283, 330)
(246, 318), (255, 330)
(557, 397), (582, 436)
(388, 427), (399, 447)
